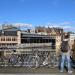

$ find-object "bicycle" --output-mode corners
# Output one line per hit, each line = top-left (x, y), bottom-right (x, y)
(42, 52), (59, 68)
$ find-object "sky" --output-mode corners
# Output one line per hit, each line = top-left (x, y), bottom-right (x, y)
(0, 0), (75, 32)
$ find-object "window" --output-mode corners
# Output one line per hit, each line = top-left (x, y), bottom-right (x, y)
(1, 38), (5, 41)
(6, 38), (11, 41)
(12, 37), (16, 41)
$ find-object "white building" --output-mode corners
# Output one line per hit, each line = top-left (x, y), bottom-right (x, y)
(69, 33), (75, 49)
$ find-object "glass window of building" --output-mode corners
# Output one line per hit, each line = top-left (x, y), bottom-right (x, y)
(6, 37), (11, 41)
(12, 37), (16, 41)
(1, 37), (5, 41)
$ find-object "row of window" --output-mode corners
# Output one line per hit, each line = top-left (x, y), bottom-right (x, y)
(0, 44), (17, 49)
(0, 44), (16, 46)
(0, 37), (17, 41)
(21, 37), (56, 44)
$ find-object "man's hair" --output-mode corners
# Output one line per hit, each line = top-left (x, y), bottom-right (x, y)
(64, 33), (69, 39)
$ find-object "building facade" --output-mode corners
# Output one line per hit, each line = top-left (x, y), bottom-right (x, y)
(69, 33), (75, 49)
(0, 25), (21, 57)
(0, 25), (63, 57)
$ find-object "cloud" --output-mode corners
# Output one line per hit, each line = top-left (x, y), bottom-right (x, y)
(0, 23), (33, 30)
(60, 21), (71, 25)
(46, 21), (75, 30)
(47, 25), (72, 29)
(14, 23), (32, 28)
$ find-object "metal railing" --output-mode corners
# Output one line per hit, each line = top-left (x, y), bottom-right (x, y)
(0, 49), (59, 68)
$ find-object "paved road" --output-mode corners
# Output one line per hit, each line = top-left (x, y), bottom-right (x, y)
(0, 67), (74, 75)
(0, 74), (74, 75)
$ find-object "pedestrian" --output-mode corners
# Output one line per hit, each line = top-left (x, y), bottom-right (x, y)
(60, 33), (73, 73)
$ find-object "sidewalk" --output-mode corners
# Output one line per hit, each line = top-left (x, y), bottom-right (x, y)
(0, 67), (75, 74)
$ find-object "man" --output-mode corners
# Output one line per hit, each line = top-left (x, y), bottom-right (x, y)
(60, 33), (73, 73)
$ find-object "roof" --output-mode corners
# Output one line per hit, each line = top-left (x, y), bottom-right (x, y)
(0, 25), (20, 36)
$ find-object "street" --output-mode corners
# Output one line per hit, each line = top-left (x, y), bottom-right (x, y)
(0, 67), (75, 75)
(0, 74), (72, 75)
(0, 74), (74, 75)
